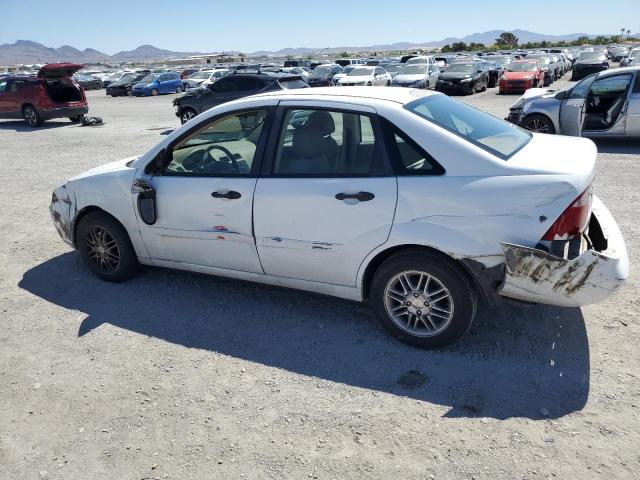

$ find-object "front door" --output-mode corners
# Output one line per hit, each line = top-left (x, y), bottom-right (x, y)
(582, 72), (634, 135)
(627, 73), (640, 136)
(253, 103), (398, 286)
(136, 107), (273, 273)
(559, 74), (597, 136)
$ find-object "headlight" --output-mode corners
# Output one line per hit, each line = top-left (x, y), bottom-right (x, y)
(460, 78), (473, 83)
(499, 75), (507, 82)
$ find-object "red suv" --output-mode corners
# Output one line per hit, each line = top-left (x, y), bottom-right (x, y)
(0, 63), (88, 127)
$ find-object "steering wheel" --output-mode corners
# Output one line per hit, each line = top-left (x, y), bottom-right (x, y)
(199, 145), (239, 173)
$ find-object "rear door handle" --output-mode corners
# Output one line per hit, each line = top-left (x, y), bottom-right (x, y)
(211, 190), (241, 199)
(335, 191), (375, 202)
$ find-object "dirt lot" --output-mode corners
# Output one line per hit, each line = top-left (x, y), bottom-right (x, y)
(1, 76), (639, 480)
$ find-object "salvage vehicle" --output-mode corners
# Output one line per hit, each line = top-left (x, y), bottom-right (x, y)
(507, 67), (640, 137)
(571, 52), (609, 80)
(48, 87), (629, 348)
(0, 63), (88, 127)
(405, 55), (437, 66)
(132, 72), (182, 96)
(435, 62), (489, 95)
(307, 64), (343, 87)
(391, 64), (439, 89)
(620, 48), (640, 67)
(337, 66), (391, 86)
(105, 73), (147, 97)
(526, 54), (558, 85)
(498, 61), (545, 94)
(184, 69), (231, 91)
(331, 65), (356, 84)
(72, 73), (103, 90)
(173, 72), (307, 124)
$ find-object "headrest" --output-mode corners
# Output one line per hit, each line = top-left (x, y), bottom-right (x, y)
(292, 126), (326, 158)
(306, 110), (335, 136)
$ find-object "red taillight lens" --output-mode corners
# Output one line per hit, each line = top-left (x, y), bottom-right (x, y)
(542, 187), (592, 241)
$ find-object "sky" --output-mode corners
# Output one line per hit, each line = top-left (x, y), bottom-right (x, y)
(0, 0), (637, 54)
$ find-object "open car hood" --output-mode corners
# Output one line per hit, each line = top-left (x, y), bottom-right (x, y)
(38, 63), (84, 79)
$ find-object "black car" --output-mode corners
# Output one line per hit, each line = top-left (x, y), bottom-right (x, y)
(73, 74), (102, 90)
(173, 72), (308, 124)
(571, 52), (609, 80)
(105, 73), (147, 97)
(479, 60), (504, 88)
(307, 64), (343, 87)
(435, 62), (489, 95)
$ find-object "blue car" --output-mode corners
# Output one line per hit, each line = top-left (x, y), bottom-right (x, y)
(132, 72), (183, 96)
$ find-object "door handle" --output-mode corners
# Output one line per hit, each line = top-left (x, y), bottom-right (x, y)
(211, 190), (241, 199)
(335, 191), (375, 202)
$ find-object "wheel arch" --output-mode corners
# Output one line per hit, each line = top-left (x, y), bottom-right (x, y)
(72, 206), (128, 249)
(360, 244), (486, 303)
(521, 111), (559, 134)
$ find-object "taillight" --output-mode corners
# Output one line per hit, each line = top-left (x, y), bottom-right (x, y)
(542, 187), (592, 241)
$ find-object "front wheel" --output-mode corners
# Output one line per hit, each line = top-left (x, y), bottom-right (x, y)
(367, 82), (372, 86)
(76, 211), (139, 282)
(522, 114), (556, 134)
(180, 108), (197, 124)
(370, 252), (477, 348)
(176, 86), (183, 93)
(151, 88), (159, 96)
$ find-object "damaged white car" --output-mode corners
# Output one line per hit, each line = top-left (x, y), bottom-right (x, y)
(50, 87), (628, 348)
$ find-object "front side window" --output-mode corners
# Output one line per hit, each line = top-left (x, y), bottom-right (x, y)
(569, 74), (597, 99)
(165, 109), (268, 176)
(0, 80), (7, 93)
(405, 95), (531, 159)
(273, 108), (383, 176)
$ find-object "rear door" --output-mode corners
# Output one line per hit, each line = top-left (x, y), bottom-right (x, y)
(253, 101), (397, 286)
(559, 74), (596, 136)
(627, 73), (640, 135)
(0, 79), (11, 115)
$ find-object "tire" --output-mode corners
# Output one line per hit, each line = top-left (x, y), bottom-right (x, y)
(151, 88), (159, 96)
(23, 105), (42, 127)
(76, 211), (139, 282)
(369, 252), (477, 348)
(176, 86), (183, 93)
(425, 81), (430, 89)
(69, 115), (84, 123)
(522, 114), (555, 134)
(367, 82), (372, 86)
(386, 80), (391, 86)
(180, 108), (197, 124)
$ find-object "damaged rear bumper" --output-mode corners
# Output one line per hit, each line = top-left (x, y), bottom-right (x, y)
(498, 195), (628, 307)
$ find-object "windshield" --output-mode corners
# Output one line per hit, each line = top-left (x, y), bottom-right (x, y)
(340, 66), (356, 74)
(401, 65), (428, 74)
(507, 62), (538, 72)
(406, 57), (430, 65)
(118, 73), (136, 82)
(405, 95), (531, 159)
(348, 67), (374, 76)
(140, 74), (159, 83)
(189, 71), (211, 79)
(446, 64), (475, 74)
(492, 56), (511, 65)
(312, 66), (333, 76)
(385, 64), (403, 72)
(578, 52), (605, 62)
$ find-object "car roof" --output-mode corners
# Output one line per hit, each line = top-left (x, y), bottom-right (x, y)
(253, 86), (436, 105)
(597, 66), (640, 77)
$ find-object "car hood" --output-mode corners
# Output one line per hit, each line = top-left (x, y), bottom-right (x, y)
(503, 71), (537, 80)
(339, 75), (372, 82)
(38, 63), (84, 79)
(133, 82), (153, 88)
(438, 72), (473, 80)
(108, 80), (131, 88)
(510, 87), (557, 109)
(394, 74), (427, 82)
(187, 79), (205, 85)
(68, 156), (139, 183)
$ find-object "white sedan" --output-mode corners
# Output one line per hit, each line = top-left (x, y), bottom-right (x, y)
(50, 87), (628, 348)
(337, 66), (391, 86)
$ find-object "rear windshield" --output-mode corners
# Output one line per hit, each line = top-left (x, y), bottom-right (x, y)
(278, 78), (308, 90)
(508, 63), (538, 72)
(405, 95), (531, 159)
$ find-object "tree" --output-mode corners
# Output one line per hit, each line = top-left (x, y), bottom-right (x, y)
(339, 51), (349, 58)
(495, 32), (518, 48)
(441, 44), (452, 53)
(451, 42), (468, 52)
(468, 42), (486, 51)
(620, 28), (626, 39)
(627, 29), (631, 39)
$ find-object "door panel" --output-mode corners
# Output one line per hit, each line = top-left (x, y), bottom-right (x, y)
(627, 89), (640, 135)
(254, 177), (397, 285)
(560, 98), (586, 136)
(137, 176), (262, 272)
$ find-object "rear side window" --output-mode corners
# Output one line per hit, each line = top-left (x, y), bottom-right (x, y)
(405, 95), (531, 159)
(236, 77), (263, 91)
(214, 78), (236, 93)
(383, 123), (444, 175)
(0, 80), (7, 92)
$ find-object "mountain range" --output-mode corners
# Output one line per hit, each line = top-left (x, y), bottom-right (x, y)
(1, 30), (637, 65)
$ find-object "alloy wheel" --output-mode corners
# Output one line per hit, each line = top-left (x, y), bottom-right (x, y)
(384, 270), (454, 337)
(84, 225), (120, 274)
(24, 107), (37, 126)
(524, 119), (551, 133)
(181, 110), (196, 123)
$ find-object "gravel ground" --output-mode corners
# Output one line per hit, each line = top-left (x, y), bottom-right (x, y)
(1, 75), (639, 480)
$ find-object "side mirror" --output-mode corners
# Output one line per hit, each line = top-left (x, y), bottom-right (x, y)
(132, 179), (157, 225)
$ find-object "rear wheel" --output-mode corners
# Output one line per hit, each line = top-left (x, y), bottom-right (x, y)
(180, 108), (197, 124)
(76, 211), (139, 282)
(23, 105), (42, 127)
(176, 86), (183, 93)
(522, 114), (555, 134)
(367, 81), (372, 86)
(151, 88), (159, 96)
(370, 252), (477, 348)
(69, 115), (84, 122)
